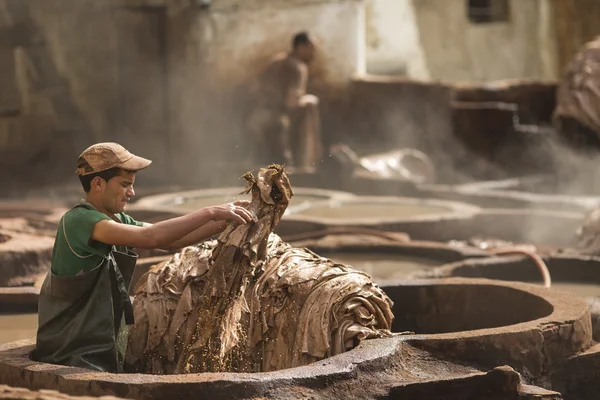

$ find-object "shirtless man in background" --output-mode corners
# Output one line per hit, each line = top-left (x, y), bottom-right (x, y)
(247, 31), (323, 171)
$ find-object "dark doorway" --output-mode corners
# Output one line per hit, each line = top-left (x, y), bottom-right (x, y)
(467, 0), (510, 24)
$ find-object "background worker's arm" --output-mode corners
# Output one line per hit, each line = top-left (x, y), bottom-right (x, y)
(285, 63), (311, 109)
(91, 202), (253, 249)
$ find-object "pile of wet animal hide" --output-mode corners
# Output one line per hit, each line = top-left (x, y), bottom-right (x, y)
(554, 35), (600, 138)
(125, 165), (394, 374)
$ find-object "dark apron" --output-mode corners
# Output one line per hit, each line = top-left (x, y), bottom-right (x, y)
(30, 212), (138, 373)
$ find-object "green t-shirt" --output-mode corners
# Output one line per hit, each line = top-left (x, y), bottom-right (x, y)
(51, 204), (144, 277)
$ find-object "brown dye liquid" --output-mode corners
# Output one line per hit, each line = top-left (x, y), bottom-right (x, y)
(0, 313), (37, 344)
(169, 194), (248, 209)
(297, 202), (449, 219)
(171, 194), (327, 212)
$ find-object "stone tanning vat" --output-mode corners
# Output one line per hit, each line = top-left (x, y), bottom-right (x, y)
(0, 278), (590, 399)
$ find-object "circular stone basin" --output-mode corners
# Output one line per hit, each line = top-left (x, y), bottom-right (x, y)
(295, 196), (475, 220)
(464, 209), (584, 248)
(419, 178), (600, 213)
(323, 252), (443, 281)
(414, 254), (600, 298)
(290, 196), (479, 225)
(298, 201), (446, 219)
(288, 236), (488, 283)
(130, 187), (356, 216)
(381, 280), (553, 334)
(0, 279), (590, 400)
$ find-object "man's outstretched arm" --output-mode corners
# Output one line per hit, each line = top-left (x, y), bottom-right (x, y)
(91, 202), (253, 249)
(142, 219), (227, 250)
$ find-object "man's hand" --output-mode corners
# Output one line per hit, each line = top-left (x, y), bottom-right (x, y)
(208, 201), (255, 225)
(299, 94), (319, 107)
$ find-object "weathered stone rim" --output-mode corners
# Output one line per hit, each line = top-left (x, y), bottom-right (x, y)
(378, 278), (593, 382)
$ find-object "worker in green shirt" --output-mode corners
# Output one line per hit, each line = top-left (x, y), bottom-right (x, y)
(30, 142), (253, 373)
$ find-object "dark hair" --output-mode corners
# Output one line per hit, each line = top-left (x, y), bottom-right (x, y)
(78, 167), (121, 192)
(292, 31), (312, 49)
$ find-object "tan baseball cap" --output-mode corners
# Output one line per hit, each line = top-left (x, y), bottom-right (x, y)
(76, 142), (152, 176)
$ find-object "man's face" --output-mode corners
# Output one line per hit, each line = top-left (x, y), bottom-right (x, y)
(101, 170), (136, 214)
(299, 42), (316, 63)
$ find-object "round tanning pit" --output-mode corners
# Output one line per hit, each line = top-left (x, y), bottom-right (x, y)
(284, 196), (481, 243)
(414, 254), (600, 299)
(364, 208), (582, 248)
(418, 175), (600, 213)
(126, 188), (359, 250)
(379, 279), (592, 385)
(325, 252), (442, 281)
(382, 280), (553, 334)
(275, 184), (585, 248)
(414, 254), (600, 342)
(450, 209), (584, 248)
(130, 187), (356, 216)
(0, 279), (591, 400)
(285, 234), (488, 283)
(292, 196), (479, 222)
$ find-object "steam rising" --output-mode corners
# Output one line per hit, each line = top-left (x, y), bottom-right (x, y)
(4, 0), (600, 255)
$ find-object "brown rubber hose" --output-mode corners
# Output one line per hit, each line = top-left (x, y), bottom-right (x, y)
(487, 248), (552, 288)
